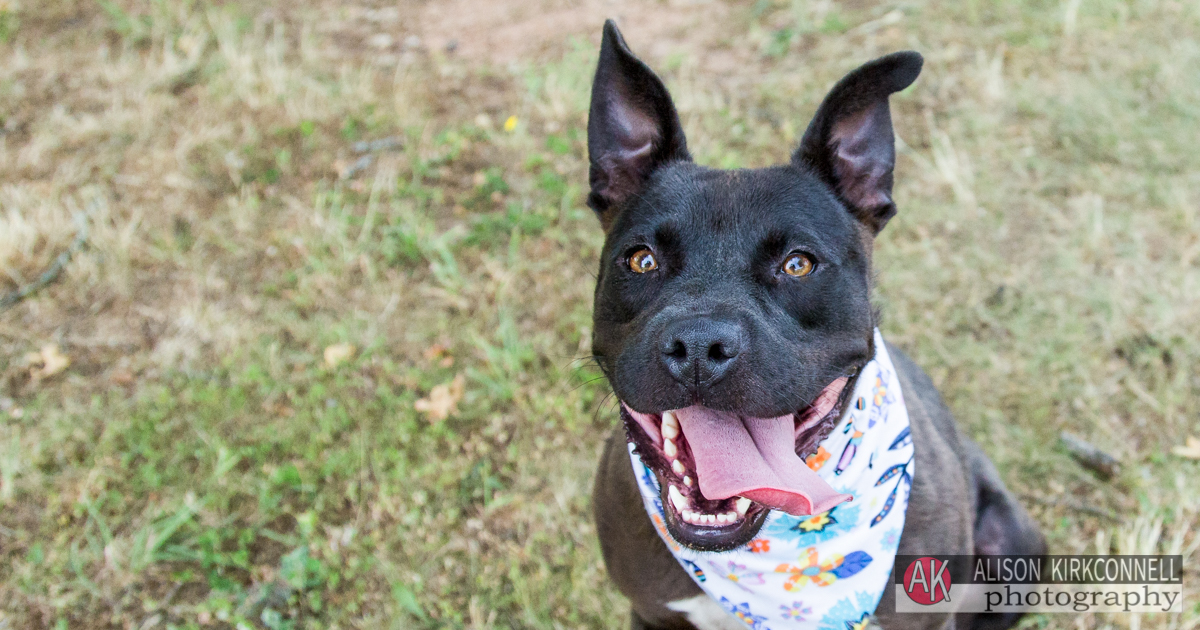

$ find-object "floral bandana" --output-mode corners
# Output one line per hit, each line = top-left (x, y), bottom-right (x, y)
(629, 329), (914, 630)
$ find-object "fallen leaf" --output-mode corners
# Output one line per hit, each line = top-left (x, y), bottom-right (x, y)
(26, 344), (70, 380)
(1171, 436), (1200, 459)
(414, 374), (465, 423)
(110, 369), (135, 386)
(323, 343), (356, 368)
(422, 344), (455, 367)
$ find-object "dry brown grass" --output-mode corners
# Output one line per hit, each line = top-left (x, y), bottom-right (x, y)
(0, 0), (1198, 628)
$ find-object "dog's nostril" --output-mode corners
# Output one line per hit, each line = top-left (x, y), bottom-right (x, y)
(708, 342), (734, 362)
(666, 339), (688, 359)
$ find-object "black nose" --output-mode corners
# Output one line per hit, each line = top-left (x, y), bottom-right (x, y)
(659, 316), (745, 388)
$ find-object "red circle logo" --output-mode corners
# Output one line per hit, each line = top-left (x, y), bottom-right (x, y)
(902, 557), (953, 605)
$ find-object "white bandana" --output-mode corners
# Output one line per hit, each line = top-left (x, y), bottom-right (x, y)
(629, 329), (914, 630)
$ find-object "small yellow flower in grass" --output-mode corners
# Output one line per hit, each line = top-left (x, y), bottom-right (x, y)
(503, 115), (518, 132)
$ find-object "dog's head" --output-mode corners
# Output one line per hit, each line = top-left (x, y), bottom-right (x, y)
(587, 20), (921, 551)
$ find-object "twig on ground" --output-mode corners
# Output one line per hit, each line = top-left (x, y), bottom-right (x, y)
(1021, 493), (1121, 522)
(352, 136), (404, 154)
(0, 202), (95, 313)
(339, 154), (374, 179)
(1059, 431), (1121, 480)
(339, 136), (404, 179)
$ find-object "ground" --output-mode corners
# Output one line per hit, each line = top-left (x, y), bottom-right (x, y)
(0, 0), (1198, 628)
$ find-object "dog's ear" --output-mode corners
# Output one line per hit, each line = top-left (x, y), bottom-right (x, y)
(587, 20), (690, 229)
(794, 51), (922, 234)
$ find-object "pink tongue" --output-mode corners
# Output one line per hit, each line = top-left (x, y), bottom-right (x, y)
(674, 406), (851, 516)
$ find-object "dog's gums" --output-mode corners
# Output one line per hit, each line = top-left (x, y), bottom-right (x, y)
(621, 376), (854, 551)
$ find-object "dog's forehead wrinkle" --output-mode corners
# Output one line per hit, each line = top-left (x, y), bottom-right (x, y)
(648, 167), (858, 263)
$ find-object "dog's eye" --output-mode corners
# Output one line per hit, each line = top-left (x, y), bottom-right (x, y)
(628, 249), (658, 273)
(782, 253), (815, 277)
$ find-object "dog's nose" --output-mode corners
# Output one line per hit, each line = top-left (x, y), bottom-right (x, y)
(659, 317), (745, 387)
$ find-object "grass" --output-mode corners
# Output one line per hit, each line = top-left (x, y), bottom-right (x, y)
(0, 0), (1198, 628)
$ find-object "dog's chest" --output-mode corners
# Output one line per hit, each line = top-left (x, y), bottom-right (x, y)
(629, 330), (915, 629)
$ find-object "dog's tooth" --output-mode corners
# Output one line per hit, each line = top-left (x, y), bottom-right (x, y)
(668, 485), (688, 512)
(704, 514), (715, 525)
(672, 459), (686, 475)
(682, 475), (693, 487)
(725, 511), (737, 521)
(716, 513), (729, 524)
(735, 497), (752, 515)
(661, 411), (680, 439)
(663, 438), (677, 458)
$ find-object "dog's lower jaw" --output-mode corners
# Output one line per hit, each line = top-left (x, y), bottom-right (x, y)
(657, 481), (771, 551)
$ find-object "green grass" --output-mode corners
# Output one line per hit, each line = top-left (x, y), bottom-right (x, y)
(1, 0), (1199, 628)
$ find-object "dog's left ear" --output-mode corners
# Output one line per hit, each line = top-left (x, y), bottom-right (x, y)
(587, 20), (690, 230)
(794, 51), (922, 234)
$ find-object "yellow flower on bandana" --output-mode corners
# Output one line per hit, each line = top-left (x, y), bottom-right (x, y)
(776, 547), (843, 591)
(872, 376), (888, 406)
(797, 511), (833, 532)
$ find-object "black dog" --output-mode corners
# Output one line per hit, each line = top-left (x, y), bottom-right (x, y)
(586, 20), (1045, 630)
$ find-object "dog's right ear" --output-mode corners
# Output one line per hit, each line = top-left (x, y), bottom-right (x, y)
(587, 20), (690, 230)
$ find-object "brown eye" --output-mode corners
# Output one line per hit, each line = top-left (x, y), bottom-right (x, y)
(782, 253), (815, 277)
(629, 249), (658, 273)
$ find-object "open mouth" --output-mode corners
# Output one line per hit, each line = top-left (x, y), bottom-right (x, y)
(622, 376), (856, 551)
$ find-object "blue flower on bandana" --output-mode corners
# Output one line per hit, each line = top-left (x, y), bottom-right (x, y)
(881, 527), (902, 551)
(817, 591), (880, 630)
(780, 601), (813, 621)
(761, 503), (860, 546)
(718, 597), (768, 629)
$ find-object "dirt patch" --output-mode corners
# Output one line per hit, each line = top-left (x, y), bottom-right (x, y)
(417, 0), (735, 64)
(319, 0), (746, 70)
